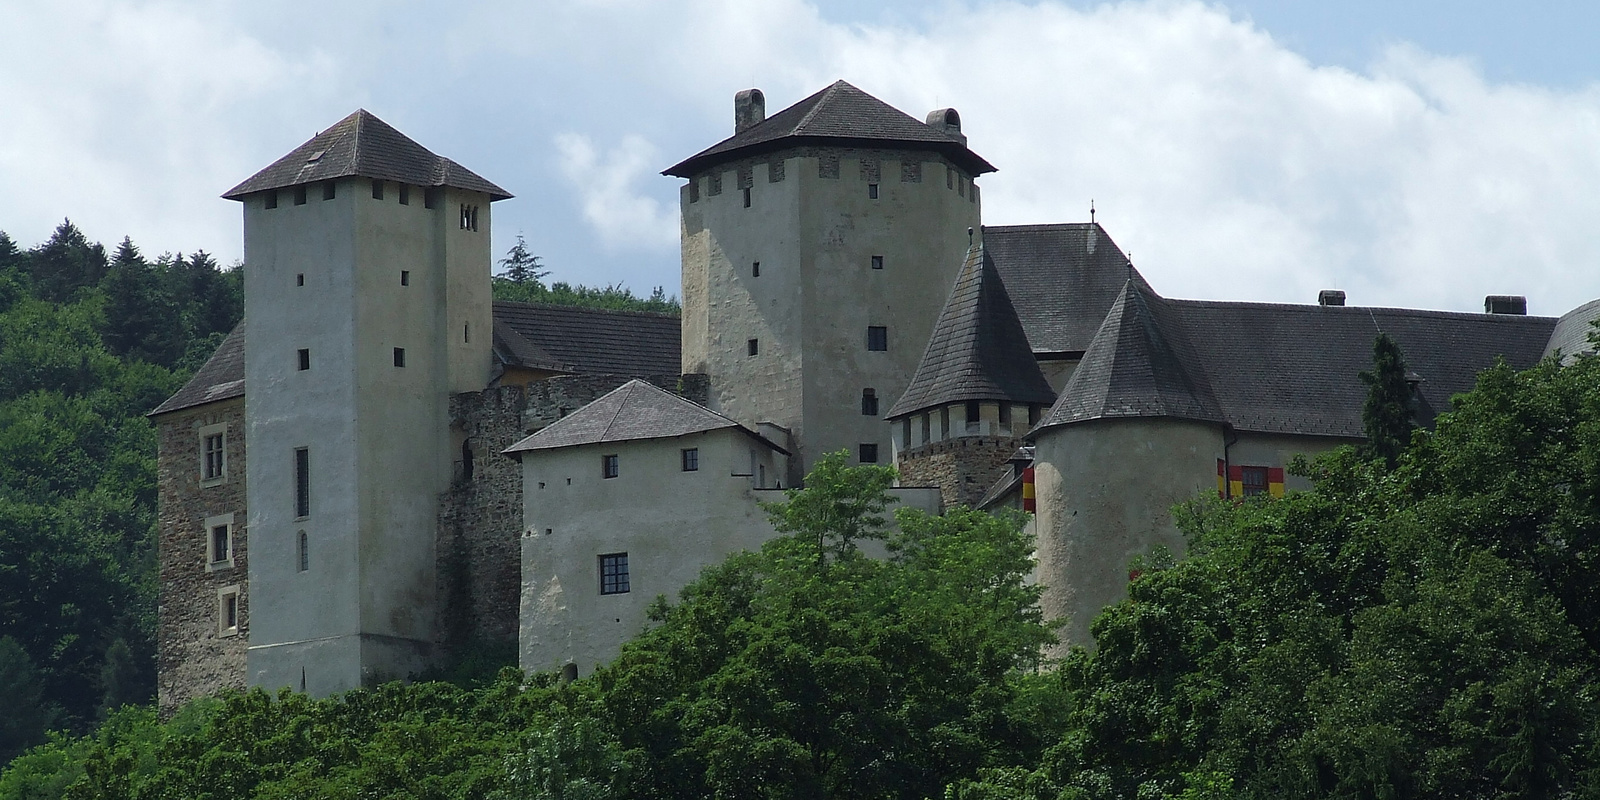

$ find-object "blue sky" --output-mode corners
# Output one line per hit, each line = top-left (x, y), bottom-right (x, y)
(5, 1), (1600, 315)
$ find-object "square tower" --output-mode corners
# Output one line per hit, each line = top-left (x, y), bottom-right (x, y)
(223, 110), (511, 695)
(667, 83), (992, 485)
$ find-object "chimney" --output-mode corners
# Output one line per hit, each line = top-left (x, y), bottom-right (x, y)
(734, 89), (765, 134)
(1485, 295), (1527, 315)
(1318, 290), (1346, 307)
(926, 108), (966, 146)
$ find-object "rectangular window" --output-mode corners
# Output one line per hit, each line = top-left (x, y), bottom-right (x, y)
(298, 531), (309, 572)
(205, 513), (234, 568)
(202, 428), (226, 481)
(464, 323), (470, 343)
(689, 179), (700, 203)
(742, 187), (752, 208)
(866, 326), (888, 351)
(293, 185), (307, 205)
(401, 270), (410, 286)
(393, 347), (406, 367)
(966, 400), (981, 424)
(211, 524), (230, 563)
(398, 184), (410, 205)
(372, 179), (384, 200)
(264, 190), (278, 209)
(296, 273), (305, 287)
(424, 188), (440, 209)
(861, 388), (878, 416)
(859, 443), (879, 463)
(999, 403), (1012, 426)
(322, 181), (336, 201)
(599, 553), (630, 595)
(747, 338), (759, 356)
(751, 261), (760, 277)
(941, 407), (950, 438)
(602, 454), (619, 479)
(921, 413), (931, 444)
(294, 448), (310, 518)
(460, 204), (479, 231)
(681, 448), (699, 472)
(871, 255), (883, 270)
(901, 418), (911, 449)
(218, 585), (240, 636)
(1241, 466), (1269, 497)
(868, 183), (879, 199)
(297, 348), (310, 371)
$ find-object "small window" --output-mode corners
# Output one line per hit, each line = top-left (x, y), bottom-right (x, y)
(921, 413), (931, 444)
(742, 187), (751, 208)
(859, 443), (879, 463)
(1241, 466), (1269, 497)
(940, 407), (950, 438)
(751, 261), (760, 278)
(398, 184), (410, 205)
(401, 270), (410, 286)
(322, 181), (336, 201)
(871, 255), (883, 270)
(689, 180), (700, 203)
(296, 273), (304, 287)
(868, 183), (879, 199)
(1000, 404), (1012, 426)
(459, 204), (479, 231)
(211, 524), (230, 564)
(866, 326), (888, 351)
(424, 188), (441, 209)
(861, 388), (879, 416)
(202, 428), (226, 481)
(393, 347), (406, 367)
(747, 338), (759, 356)
(602, 454), (619, 479)
(297, 531), (309, 572)
(966, 401), (981, 424)
(464, 323), (470, 344)
(264, 190), (278, 210)
(293, 186), (307, 205)
(599, 553), (629, 595)
(205, 513), (234, 568)
(372, 180), (384, 200)
(902, 417), (912, 448)
(297, 348), (310, 371)
(681, 448), (699, 472)
(218, 586), (241, 635)
(294, 448), (310, 518)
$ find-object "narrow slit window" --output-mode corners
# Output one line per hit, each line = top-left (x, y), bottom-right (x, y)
(868, 183), (879, 199)
(220, 590), (239, 634)
(293, 186), (307, 205)
(322, 181), (336, 201)
(861, 388), (878, 416)
(742, 187), (752, 208)
(372, 179), (384, 200)
(296, 273), (304, 287)
(398, 184), (410, 205)
(747, 338), (759, 356)
(752, 261), (760, 277)
(393, 347), (406, 367)
(464, 323), (470, 343)
(294, 448), (310, 518)
(298, 531), (309, 572)
(297, 348), (310, 371)
(401, 270), (410, 286)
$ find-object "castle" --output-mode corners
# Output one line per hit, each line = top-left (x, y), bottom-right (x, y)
(150, 81), (1599, 710)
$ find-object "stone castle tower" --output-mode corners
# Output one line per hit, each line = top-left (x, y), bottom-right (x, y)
(666, 82), (992, 485)
(221, 110), (510, 694)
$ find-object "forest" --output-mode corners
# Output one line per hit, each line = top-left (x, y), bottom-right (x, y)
(6, 219), (1600, 798)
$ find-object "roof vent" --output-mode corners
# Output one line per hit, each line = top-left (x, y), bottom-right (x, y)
(926, 108), (966, 145)
(734, 89), (765, 134)
(1318, 289), (1346, 307)
(306, 149), (325, 164)
(1485, 295), (1527, 315)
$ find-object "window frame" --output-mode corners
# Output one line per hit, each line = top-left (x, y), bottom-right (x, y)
(602, 453), (619, 479)
(199, 423), (227, 484)
(681, 447), (699, 472)
(599, 553), (630, 595)
(1240, 466), (1269, 497)
(859, 443), (879, 463)
(866, 326), (888, 351)
(294, 447), (310, 519)
(205, 513), (234, 571)
(861, 388), (879, 416)
(218, 584), (241, 636)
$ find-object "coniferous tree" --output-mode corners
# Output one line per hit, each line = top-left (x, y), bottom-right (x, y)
(497, 234), (546, 286)
(101, 237), (183, 366)
(29, 220), (107, 302)
(1359, 332), (1415, 468)
(0, 635), (60, 765)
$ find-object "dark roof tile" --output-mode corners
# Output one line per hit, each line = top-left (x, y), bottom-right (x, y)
(503, 379), (786, 454)
(982, 223), (1153, 355)
(491, 301), (680, 377)
(149, 320), (245, 416)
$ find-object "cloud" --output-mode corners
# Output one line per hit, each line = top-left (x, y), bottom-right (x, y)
(553, 133), (679, 252)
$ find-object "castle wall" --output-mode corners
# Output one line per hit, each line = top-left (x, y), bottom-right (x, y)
(895, 435), (1021, 510)
(1032, 417), (1223, 649)
(1228, 431), (1353, 493)
(681, 147), (981, 485)
(155, 400), (247, 713)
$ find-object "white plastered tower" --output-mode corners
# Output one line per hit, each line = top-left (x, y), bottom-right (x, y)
(668, 82), (992, 485)
(224, 110), (510, 695)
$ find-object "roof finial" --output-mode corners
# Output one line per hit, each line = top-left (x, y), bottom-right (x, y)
(1126, 252), (1134, 282)
(1090, 199), (1096, 224)
(968, 226), (974, 247)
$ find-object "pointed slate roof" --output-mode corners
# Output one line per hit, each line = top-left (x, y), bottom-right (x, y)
(888, 244), (1056, 418)
(981, 223), (1154, 355)
(503, 379), (788, 455)
(1034, 280), (1224, 430)
(148, 320), (246, 417)
(664, 80), (995, 178)
(223, 110), (511, 201)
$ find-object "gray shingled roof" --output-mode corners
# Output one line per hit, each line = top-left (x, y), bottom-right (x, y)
(492, 318), (566, 373)
(888, 244), (1056, 418)
(1038, 280), (1225, 429)
(491, 302), (680, 377)
(1545, 298), (1600, 362)
(223, 110), (511, 201)
(148, 320), (245, 417)
(1173, 301), (1557, 438)
(664, 80), (996, 178)
(981, 223), (1153, 355)
(503, 379), (787, 455)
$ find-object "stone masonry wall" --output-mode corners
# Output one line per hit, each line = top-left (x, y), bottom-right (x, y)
(897, 435), (1021, 510)
(156, 400), (248, 714)
(436, 373), (708, 649)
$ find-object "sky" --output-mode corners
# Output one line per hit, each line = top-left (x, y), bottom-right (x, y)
(4, 0), (1600, 316)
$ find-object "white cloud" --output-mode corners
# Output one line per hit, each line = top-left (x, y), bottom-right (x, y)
(553, 133), (678, 252)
